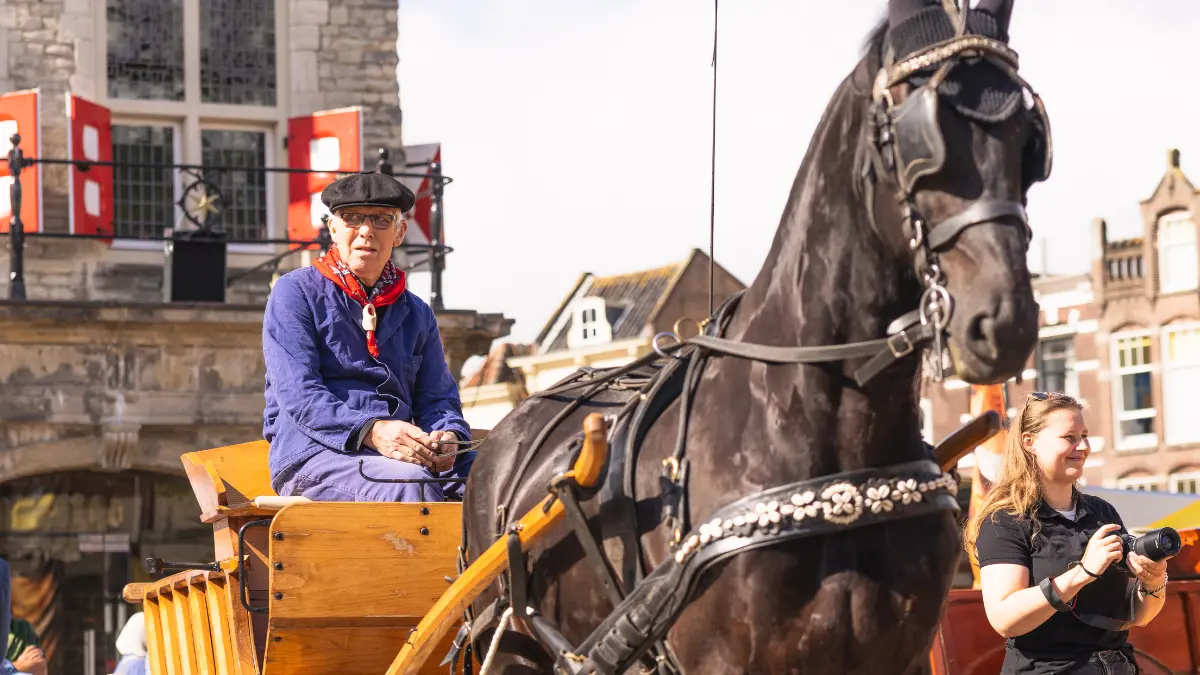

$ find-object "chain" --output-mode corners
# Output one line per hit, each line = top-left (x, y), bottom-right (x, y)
(903, 197), (954, 382)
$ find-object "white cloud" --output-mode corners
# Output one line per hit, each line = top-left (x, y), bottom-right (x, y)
(399, 0), (1200, 342)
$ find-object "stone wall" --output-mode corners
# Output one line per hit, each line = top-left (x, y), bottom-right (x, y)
(0, 299), (512, 483)
(288, 0), (406, 166)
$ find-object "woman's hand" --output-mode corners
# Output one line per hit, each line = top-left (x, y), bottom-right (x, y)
(1127, 553), (1168, 587)
(1080, 523), (1124, 577)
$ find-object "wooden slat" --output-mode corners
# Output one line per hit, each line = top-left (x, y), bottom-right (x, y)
(157, 590), (183, 675)
(173, 587), (201, 674)
(144, 598), (170, 675)
(262, 625), (458, 675)
(187, 582), (218, 675)
(205, 576), (238, 675)
(269, 502), (462, 620)
(222, 570), (262, 675)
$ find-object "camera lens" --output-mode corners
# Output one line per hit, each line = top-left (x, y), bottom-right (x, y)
(1132, 527), (1182, 561)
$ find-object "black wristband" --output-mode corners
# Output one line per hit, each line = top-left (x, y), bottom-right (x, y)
(1039, 576), (1072, 612)
(1069, 561), (1101, 579)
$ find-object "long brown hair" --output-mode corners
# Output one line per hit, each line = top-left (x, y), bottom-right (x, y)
(964, 392), (1084, 552)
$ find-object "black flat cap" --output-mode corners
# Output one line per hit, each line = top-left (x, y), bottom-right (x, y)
(321, 172), (416, 213)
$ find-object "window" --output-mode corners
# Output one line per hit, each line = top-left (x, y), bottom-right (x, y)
(1163, 325), (1200, 446)
(200, 0), (278, 106)
(104, 0), (281, 246)
(1157, 211), (1198, 294)
(1111, 333), (1157, 450)
(106, 0), (185, 101)
(201, 130), (268, 242)
(1171, 471), (1200, 494)
(1117, 477), (1161, 492)
(112, 125), (179, 240)
(567, 297), (614, 348)
(1037, 337), (1077, 397)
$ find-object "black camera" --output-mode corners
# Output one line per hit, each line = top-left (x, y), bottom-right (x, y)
(1118, 527), (1182, 564)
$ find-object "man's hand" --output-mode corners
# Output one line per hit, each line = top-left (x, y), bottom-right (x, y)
(13, 645), (47, 675)
(368, 420), (439, 469)
(430, 430), (459, 473)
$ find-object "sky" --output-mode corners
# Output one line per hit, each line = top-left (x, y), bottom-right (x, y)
(396, 0), (1200, 351)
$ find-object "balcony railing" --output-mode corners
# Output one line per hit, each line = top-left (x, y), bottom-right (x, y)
(3, 133), (453, 307)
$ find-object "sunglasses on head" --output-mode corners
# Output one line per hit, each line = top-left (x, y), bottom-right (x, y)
(1028, 391), (1073, 402)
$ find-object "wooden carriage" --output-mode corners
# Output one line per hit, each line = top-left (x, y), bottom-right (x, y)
(120, 438), (473, 675)
(123, 409), (1001, 675)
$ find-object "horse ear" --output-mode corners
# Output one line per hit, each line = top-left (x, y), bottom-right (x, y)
(975, 0), (1014, 35)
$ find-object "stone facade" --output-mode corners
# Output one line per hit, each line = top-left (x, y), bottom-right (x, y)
(0, 299), (511, 483)
(924, 150), (1200, 494)
(0, 0), (92, 234)
(0, 0), (513, 470)
(288, 0), (406, 165)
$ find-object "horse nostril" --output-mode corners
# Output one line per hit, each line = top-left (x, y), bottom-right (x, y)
(969, 312), (1000, 362)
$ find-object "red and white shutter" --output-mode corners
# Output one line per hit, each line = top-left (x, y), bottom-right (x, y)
(66, 93), (114, 242)
(0, 89), (42, 233)
(287, 106), (362, 250)
(397, 142), (441, 272)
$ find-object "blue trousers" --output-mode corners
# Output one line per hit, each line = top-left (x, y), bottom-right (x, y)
(278, 450), (469, 502)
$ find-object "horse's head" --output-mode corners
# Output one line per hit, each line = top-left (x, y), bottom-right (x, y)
(863, 0), (1046, 385)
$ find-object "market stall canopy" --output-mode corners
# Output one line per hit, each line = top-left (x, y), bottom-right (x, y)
(1081, 486), (1199, 532)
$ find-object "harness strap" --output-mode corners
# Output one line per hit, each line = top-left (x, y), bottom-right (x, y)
(566, 459), (960, 675)
(686, 321), (937, 388)
(925, 199), (1029, 251)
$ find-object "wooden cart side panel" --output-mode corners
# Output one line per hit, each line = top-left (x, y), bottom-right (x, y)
(268, 502), (462, 621)
(263, 624), (459, 675)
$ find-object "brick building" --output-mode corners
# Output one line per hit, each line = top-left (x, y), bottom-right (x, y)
(924, 149), (1200, 494)
(0, 2), (509, 673)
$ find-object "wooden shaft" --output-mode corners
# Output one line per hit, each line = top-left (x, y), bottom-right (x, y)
(933, 410), (1002, 473)
(386, 413), (609, 675)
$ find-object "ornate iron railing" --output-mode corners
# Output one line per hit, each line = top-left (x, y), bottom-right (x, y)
(2, 133), (452, 307)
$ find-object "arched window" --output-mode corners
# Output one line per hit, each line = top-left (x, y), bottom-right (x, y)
(1158, 210), (1198, 294)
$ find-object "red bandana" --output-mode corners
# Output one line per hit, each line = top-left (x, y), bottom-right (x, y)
(312, 247), (407, 358)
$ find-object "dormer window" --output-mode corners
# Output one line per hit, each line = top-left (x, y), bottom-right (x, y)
(1158, 210), (1197, 294)
(567, 297), (613, 348)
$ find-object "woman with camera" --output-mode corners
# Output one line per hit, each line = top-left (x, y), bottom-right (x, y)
(965, 392), (1175, 674)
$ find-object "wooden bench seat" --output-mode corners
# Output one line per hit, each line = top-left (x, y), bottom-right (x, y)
(125, 431), (487, 675)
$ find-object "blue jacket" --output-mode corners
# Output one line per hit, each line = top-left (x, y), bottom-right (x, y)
(262, 266), (472, 493)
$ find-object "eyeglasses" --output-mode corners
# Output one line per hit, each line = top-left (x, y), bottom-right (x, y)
(338, 212), (398, 230)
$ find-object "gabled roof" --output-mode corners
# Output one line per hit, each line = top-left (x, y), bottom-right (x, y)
(533, 250), (717, 355)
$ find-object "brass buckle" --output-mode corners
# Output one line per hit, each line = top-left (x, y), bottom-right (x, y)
(887, 331), (914, 358)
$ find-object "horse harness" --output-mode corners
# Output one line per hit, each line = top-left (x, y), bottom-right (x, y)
(455, 7), (1046, 674)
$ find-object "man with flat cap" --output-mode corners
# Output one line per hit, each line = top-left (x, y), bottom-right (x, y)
(261, 172), (473, 502)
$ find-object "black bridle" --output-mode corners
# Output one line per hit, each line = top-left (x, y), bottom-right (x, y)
(667, 0), (1051, 387)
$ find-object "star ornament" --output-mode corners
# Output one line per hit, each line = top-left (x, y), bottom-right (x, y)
(189, 189), (221, 223)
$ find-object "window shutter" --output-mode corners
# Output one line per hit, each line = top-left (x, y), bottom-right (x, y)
(286, 106), (362, 251)
(0, 89), (42, 233)
(66, 93), (114, 243)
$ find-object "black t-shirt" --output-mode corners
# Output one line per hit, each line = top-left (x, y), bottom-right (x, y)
(975, 493), (1139, 674)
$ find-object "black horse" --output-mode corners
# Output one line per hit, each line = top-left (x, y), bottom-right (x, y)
(461, 1), (1046, 672)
